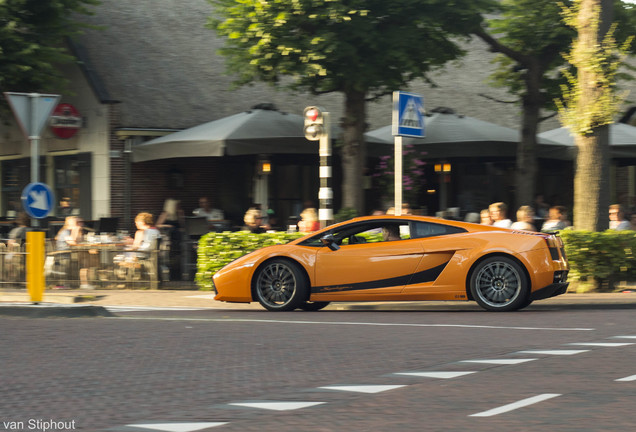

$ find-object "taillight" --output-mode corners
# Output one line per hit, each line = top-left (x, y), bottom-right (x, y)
(544, 235), (562, 260)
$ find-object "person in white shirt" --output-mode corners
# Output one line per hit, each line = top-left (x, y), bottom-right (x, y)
(489, 202), (512, 228)
(609, 204), (632, 230)
(510, 205), (537, 231)
(193, 197), (224, 221)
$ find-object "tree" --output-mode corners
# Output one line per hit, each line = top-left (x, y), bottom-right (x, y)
(473, 0), (575, 209)
(0, 0), (99, 111)
(472, 0), (635, 210)
(207, 0), (497, 214)
(557, 0), (633, 230)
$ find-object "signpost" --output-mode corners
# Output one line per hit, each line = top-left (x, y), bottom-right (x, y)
(304, 106), (333, 228)
(4, 92), (60, 303)
(392, 91), (425, 216)
(21, 182), (55, 219)
(4, 92), (60, 185)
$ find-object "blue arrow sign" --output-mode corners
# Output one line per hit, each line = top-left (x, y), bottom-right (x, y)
(21, 182), (54, 219)
(392, 91), (425, 137)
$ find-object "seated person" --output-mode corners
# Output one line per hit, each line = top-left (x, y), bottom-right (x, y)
(193, 197), (224, 221)
(298, 208), (320, 232)
(114, 213), (160, 281)
(382, 225), (401, 242)
(7, 212), (30, 246)
(126, 212), (160, 255)
(243, 207), (270, 233)
(55, 216), (84, 250)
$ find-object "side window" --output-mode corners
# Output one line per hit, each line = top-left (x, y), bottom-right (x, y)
(299, 220), (414, 247)
(410, 221), (466, 238)
(340, 222), (410, 244)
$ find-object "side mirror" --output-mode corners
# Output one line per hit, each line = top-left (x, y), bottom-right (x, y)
(320, 234), (340, 251)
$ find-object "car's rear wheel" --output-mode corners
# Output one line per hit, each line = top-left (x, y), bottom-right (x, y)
(298, 301), (330, 311)
(254, 259), (307, 311)
(470, 256), (529, 312)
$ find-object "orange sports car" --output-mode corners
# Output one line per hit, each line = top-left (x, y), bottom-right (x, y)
(212, 215), (569, 312)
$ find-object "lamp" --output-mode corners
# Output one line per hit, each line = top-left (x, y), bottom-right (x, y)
(259, 159), (272, 175)
(434, 163), (451, 173)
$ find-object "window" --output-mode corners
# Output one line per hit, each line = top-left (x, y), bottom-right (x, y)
(300, 220), (411, 247)
(410, 221), (466, 238)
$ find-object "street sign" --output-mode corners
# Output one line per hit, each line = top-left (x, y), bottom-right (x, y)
(21, 182), (55, 219)
(50, 103), (82, 139)
(4, 92), (60, 139)
(392, 91), (425, 137)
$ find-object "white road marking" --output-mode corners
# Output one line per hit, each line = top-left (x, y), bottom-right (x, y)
(112, 316), (594, 331)
(469, 393), (561, 417)
(318, 385), (406, 394)
(461, 358), (537, 365)
(394, 371), (477, 379)
(568, 342), (635, 347)
(128, 422), (228, 431)
(611, 335), (636, 339)
(516, 349), (589, 355)
(228, 401), (326, 411)
(615, 374), (636, 382)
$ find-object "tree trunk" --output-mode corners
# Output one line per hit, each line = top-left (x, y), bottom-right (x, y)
(573, 0), (611, 231)
(515, 65), (542, 209)
(573, 127), (610, 230)
(341, 90), (367, 214)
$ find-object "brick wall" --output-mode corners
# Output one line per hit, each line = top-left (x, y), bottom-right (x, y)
(128, 158), (222, 230)
(108, 104), (125, 220)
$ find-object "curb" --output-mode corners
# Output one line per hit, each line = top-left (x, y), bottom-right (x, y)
(0, 304), (114, 318)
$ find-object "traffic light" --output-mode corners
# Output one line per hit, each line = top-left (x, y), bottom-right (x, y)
(304, 106), (324, 141)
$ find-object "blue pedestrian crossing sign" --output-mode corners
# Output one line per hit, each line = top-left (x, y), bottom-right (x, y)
(21, 182), (54, 219)
(392, 91), (425, 137)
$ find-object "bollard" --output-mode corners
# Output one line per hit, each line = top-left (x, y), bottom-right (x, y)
(26, 231), (46, 303)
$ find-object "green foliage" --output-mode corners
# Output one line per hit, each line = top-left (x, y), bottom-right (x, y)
(486, 0), (575, 107)
(195, 230), (304, 290)
(556, 0), (634, 135)
(207, 0), (498, 98)
(334, 207), (358, 223)
(561, 229), (636, 291)
(0, 0), (99, 113)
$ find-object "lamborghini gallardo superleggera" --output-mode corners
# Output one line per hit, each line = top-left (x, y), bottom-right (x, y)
(212, 215), (569, 312)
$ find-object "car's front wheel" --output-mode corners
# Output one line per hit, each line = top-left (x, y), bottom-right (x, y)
(470, 256), (529, 312)
(254, 259), (308, 311)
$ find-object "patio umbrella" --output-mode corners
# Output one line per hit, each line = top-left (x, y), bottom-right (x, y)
(538, 122), (636, 160)
(365, 108), (571, 160)
(132, 104), (324, 162)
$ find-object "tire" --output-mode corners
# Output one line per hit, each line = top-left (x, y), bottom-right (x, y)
(299, 301), (330, 311)
(469, 256), (529, 312)
(254, 259), (308, 311)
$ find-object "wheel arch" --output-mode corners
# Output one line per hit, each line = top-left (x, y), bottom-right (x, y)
(250, 256), (312, 302)
(464, 252), (531, 301)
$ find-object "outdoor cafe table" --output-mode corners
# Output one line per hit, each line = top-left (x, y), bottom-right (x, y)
(47, 241), (160, 289)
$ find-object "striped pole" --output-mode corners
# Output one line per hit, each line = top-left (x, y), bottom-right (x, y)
(319, 112), (333, 228)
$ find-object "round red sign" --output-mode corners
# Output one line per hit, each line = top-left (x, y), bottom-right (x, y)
(50, 103), (82, 139)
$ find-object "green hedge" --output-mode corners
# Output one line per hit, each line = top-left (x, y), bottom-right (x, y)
(195, 231), (305, 290)
(195, 229), (636, 293)
(560, 229), (636, 292)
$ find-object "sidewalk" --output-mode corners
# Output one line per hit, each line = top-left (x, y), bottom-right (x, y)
(1, 286), (636, 313)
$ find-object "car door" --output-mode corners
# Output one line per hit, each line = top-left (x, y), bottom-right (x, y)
(400, 221), (467, 295)
(312, 221), (425, 295)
